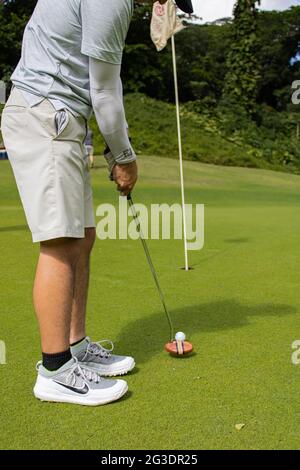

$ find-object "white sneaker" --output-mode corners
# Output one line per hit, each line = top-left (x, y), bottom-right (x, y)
(71, 337), (135, 377)
(33, 358), (128, 406)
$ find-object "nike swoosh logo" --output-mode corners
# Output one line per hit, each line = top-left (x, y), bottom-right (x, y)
(54, 381), (89, 395)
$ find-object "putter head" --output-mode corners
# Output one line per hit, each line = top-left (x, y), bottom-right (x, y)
(165, 340), (193, 356)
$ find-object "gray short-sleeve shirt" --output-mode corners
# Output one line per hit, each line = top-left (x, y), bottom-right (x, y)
(11, 0), (133, 119)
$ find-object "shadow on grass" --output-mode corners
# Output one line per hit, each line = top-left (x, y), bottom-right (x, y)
(116, 299), (296, 364)
(191, 238), (251, 268)
(0, 224), (28, 233)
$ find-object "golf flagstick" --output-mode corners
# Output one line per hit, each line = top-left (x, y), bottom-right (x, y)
(151, 1), (190, 271)
(171, 34), (189, 271)
(127, 194), (174, 341)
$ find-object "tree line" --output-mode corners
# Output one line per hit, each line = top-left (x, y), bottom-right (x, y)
(1, 1), (299, 112)
(1, 0), (300, 172)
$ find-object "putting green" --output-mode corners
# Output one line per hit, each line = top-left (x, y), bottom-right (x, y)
(0, 155), (300, 450)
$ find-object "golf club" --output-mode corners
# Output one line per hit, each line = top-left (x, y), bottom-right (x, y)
(127, 194), (193, 355)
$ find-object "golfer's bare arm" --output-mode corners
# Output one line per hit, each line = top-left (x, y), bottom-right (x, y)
(89, 58), (137, 195)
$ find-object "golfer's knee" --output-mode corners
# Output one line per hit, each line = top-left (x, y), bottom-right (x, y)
(84, 228), (96, 254)
(40, 237), (83, 268)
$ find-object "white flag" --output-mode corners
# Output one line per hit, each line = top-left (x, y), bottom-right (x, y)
(151, 0), (185, 52)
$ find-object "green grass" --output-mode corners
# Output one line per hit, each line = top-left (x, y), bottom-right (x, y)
(89, 93), (299, 174)
(1, 155), (300, 450)
(90, 94), (278, 171)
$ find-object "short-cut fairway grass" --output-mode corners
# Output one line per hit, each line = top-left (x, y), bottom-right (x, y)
(0, 155), (300, 450)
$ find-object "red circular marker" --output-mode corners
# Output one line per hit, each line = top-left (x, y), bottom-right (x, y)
(165, 340), (193, 356)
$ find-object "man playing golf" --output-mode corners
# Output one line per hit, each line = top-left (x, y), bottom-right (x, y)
(1, 0), (193, 406)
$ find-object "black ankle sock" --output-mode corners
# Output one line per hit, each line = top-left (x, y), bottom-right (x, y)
(70, 336), (86, 347)
(42, 349), (72, 372)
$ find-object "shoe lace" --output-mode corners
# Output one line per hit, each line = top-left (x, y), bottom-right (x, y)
(36, 358), (103, 384)
(66, 359), (102, 385)
(86, 339), (114, 359)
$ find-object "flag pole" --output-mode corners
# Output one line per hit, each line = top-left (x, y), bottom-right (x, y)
(171, 33), (189, 271)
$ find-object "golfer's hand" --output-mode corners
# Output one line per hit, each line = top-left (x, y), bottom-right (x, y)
(112, 161), (138, 196)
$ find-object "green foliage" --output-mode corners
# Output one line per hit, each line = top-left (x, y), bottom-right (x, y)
(123, 6), (214, 103)
(256, 7), (300, 110)
(89, 93), (248, 168)
(0, 1), (37, 83)
(216, 101), (300, 172)
(223, 0), (261, 115)
(184, 96), (300, 173)
(88, 93), (300, 174)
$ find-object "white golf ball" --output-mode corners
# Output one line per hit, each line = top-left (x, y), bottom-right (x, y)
(175, 331), (186, 342)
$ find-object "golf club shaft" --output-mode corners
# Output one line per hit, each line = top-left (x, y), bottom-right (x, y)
(127, 195), (174, 341)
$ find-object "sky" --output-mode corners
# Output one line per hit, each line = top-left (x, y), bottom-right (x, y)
(193, 0), (300, 22)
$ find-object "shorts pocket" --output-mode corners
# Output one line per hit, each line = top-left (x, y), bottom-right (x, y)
(53, 109), (70, 140)
(2, 104), (27, 114)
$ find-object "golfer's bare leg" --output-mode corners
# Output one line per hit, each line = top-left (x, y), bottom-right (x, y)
(89, 150), (94, 168)
(33, 238), (83, 354)
(70, 228), (96, 344)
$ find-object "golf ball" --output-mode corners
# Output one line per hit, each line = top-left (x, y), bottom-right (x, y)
(175, 331), (186, 342)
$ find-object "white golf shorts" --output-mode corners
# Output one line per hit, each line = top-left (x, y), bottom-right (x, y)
(1, 88), (95, 243)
